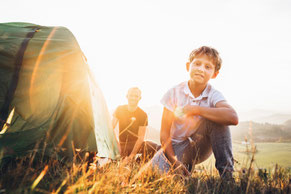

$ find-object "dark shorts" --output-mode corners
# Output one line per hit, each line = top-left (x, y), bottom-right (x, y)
(120, 140), (161, 159)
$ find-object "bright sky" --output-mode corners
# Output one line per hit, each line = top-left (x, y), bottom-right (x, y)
(2, 0), (291, 113)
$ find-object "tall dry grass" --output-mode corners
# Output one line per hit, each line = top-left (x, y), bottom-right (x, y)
(0, 149), (290, 193)
(1, 121), (290, 193)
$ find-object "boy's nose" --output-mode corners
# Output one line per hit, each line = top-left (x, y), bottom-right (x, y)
(197, 66), (204, 72)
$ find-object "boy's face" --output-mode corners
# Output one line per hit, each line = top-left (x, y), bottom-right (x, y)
(127, 89), (141, 107)
(186, 55), (219, 85)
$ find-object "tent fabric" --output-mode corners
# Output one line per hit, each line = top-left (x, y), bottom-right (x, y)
(0, 22), (119, 161)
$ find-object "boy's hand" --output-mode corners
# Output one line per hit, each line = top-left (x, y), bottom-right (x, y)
(174, 107), (184, 117)
(183, 105), (200, 116)
(174, 160), (191, 177)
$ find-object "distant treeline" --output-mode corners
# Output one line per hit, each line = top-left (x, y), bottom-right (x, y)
(146, 120), (291, 144)
(231, 119), (291, 142)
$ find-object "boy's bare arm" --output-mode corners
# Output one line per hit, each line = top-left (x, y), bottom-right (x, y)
(183, 101), (238, 125)
(160, 108), (190, 175)
(160, 108), (175, 162)
(128, 126), (146, 159)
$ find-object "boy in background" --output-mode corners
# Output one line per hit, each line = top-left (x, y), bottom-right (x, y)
(112, 87), (160, 161)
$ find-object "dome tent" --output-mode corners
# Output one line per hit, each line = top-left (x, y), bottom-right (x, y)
(0, 22), (119, 161)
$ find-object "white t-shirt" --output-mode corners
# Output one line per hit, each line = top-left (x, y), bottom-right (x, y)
(161, 81), (226, 143)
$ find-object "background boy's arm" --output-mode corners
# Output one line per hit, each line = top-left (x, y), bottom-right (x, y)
(160, 107), (190, 176)
(128, 126), (146, 159)
(183, 101), (238, 125)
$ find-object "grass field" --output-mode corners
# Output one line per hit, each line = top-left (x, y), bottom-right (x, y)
(0, 142), (290, 193)
(234, 142), (291, 169)
(197, 142), (291, 171)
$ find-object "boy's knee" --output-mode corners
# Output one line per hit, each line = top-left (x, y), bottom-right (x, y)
(206, 119), (228, 128)
(201, 119), (230, 136)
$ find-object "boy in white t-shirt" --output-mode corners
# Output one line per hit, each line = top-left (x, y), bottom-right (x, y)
(152, 46), (238, 178)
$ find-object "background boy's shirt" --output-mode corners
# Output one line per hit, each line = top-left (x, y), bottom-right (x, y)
(114, 105), (148, 143)
(161, 81), (225, 143)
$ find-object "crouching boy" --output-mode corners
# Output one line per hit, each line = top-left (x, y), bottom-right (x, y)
(152, 46), (238, 178)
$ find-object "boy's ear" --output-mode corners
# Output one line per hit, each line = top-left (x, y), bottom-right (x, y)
(186, 62), (190, 72)
(212, 71), (219, 79)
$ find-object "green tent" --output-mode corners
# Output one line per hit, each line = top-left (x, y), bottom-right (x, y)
(0, 22), (119, 161)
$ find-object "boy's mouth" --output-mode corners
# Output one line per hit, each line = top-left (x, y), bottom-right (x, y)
(194, 73), (204, 78)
